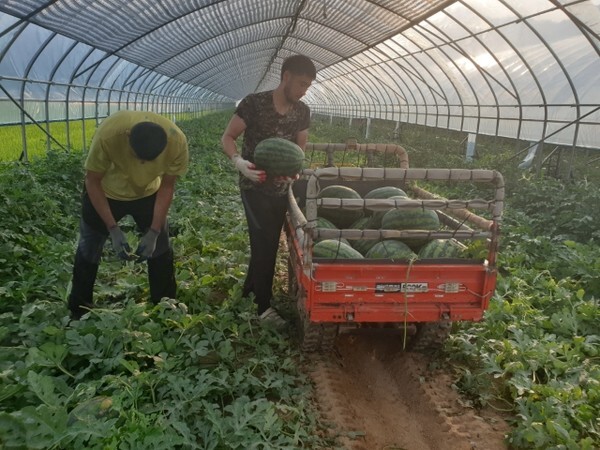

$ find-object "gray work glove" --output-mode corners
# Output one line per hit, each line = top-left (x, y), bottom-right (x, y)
(109, 225), (133, 260)
(135, 228), (160, 262)
(233, 155), (266, 183)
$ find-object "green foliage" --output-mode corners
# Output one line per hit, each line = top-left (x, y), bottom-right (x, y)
(0, 120), (99, 161)
(0, 111), (331, 449)
(504, 176), (600, 242)
(1, 110), (599, 449)
(446, 216), (600, 448)
(310, 114), (600, 448)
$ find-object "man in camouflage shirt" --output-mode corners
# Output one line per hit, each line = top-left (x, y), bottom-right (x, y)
(221, 54), (316, 325)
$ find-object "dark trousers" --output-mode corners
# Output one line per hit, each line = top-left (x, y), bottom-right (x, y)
(240, 189), (288, 315)
(68, 191), (175, 317)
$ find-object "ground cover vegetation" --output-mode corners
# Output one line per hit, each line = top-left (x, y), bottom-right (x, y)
(0, 110), (598, 449)
(0, 113), (333, 449)
(0, 111), (213, 162)
(0, 119), (98, 161)
(314, 115), (600, 449)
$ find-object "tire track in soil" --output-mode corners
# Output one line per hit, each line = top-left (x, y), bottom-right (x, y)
(305, 332), (511, 450)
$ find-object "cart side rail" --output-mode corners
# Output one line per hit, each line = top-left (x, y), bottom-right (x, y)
(292, 167), (504, 267)
(304, 167), (504, 229)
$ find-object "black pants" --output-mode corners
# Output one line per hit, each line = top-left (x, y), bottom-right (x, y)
(240, 189), (288, 315)
(68, 191), (175, 318)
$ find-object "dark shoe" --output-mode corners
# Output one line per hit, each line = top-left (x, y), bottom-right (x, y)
(68, 298), (93, 320)
(148, 249), (176, 302)
(259, 307), (287, 329)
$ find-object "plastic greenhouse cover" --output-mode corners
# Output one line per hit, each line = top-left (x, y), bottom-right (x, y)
(0, 0), (598, 149)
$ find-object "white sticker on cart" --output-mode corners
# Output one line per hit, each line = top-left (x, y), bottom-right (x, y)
(321, 281), (338, 292)
(375, 282), (429, 293)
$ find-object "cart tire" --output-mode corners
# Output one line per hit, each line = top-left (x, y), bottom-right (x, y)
(407, 321), (452, 353)
(287, 256), (298, 299)
(300, 317), (338, 353)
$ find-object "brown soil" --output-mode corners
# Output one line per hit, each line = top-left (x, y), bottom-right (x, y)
(305, 332), (511, 450)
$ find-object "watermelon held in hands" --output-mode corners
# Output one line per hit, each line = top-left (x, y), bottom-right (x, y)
(254, 137), (304, 177)
(317, 185), (364, 228)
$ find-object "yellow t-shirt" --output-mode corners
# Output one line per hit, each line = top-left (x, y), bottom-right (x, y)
(85, 110), (189, 200)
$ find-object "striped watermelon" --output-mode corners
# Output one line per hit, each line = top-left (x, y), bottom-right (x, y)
(366, 240), (416, 260)
(352, 238), (380, 256)
(381, 208), (440, 231)
(370, 195), (410, 228)
(364, 186), (408, 199)
(317, 185), (364, 228)
(346, 216), (379, 256)
(349, 216), (372, 229)
(312, 217), (351, 245)
(254, 137), (304, 177)
(418, 239), (465, 259)
(316, 217), (338, 229)
(381, 208), (440, 250)
(313, 239), (364, 259)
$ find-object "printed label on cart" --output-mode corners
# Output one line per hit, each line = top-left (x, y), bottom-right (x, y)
(375, 282), (429, 293)
(321, 281), (338, 292)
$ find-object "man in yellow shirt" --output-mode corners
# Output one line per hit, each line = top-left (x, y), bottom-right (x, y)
(68, 110), (189, 319)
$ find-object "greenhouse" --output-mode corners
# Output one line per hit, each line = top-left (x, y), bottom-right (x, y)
(1, 1), (599, 449)
(1, 0), (599, 162)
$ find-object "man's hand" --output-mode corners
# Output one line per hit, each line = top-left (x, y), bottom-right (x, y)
(233, 155), (266, 183)
(135, 228), (160, 261)
(109, 226), (133, 260)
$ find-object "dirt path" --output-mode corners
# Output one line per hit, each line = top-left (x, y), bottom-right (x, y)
(305, 332), (511, 450)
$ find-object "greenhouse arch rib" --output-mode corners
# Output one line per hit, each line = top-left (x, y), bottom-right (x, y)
(0, 0), (598, 160)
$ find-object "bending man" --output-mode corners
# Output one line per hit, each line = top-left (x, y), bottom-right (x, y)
(68, 110), (189, 319)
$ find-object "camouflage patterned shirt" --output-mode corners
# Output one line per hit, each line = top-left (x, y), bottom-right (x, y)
(235, 90), (310, 197)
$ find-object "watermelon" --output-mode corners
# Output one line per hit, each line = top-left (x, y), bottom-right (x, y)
(364, 186), (408, 199)
(346, 216), (378, 255)
(366, 240), (416, 259)
(316, 217), (338, 229)
(349, 216), (372, 229)
(370, 195), (409, 228)
(313, 239), (364, 259)
(254, 137), (304, 177)
(317, 185), (364, 228)
(381, 208), (440, 250)
(381, 208), (440, 231)
(352, 238), (381, 256)
(313, 217), (350, 245)
(418, 239), (465, 259)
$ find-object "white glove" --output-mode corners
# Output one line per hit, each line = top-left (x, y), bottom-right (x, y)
(233, 155), (266, 183)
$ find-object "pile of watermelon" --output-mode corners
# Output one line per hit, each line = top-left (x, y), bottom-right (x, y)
(312, 184), (468, 260)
